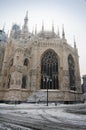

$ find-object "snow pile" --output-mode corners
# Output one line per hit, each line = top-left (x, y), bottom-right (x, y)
(27, 90), (47, 102)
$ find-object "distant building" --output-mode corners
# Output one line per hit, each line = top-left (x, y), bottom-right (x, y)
(82, 75), (86, 102)
(82, 75), (86, 93)
(0, 12), (82, 103)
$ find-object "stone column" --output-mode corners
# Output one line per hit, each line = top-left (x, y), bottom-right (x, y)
(30, 45), (38, 91)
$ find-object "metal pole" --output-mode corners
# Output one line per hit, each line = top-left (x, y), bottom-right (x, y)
(46, 77), (49, 106)
(75, 88), (76, 103)
(74, 86), (76, 103)
(47, 83), (48, 106)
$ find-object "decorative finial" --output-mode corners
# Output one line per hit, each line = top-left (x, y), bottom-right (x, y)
(52, 21), (54, 32)
(42, 20), (44, 32)
(62, 24), (65, 39)
(74, 36), (76, 48)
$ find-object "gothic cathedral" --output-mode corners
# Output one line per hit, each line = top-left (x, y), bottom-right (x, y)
(0, 12), (82, 103)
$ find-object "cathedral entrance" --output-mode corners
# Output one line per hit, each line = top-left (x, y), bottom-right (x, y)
(41, 49), (59, 89)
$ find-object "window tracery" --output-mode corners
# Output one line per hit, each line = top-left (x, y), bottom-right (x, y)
(41, 50), (59, 89)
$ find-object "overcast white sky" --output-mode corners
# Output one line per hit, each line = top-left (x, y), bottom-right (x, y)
(0, 0), (86, 78)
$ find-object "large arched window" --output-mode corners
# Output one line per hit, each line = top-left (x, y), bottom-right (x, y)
(41, 49), (59, 89)
(68, 55), (76, 90)
(24, 58), (29, 66)
(21, 75), (27, 88)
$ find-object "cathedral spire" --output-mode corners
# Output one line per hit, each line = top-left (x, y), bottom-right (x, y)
(24, 11), (28, 26)
(35, 24), (37, 35)
(62, 24), (65, 39)
(52, 21), (54, 33)
(2, 23), (5, 32)
(57, 27), (60, 37)
(42, 20), (44, 32)
(32, 26), (34, 34)
(74, 36), (76, 48)
(22, 11), (28, 33)
(7, 30), (9, 37)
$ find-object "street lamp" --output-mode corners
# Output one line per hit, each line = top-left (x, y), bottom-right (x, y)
(74, 86), (76, 103)
(43, 76), (49, 106)
(46, 76), (49, 106)
(46, 76), (52, 106)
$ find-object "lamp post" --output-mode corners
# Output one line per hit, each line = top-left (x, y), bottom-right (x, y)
(74, 86), (76, 103)
(43, 76), (52, 106)
(46, 76), (52, 106)
(46, 76), (49, 106)
(43, 77), (48, 105)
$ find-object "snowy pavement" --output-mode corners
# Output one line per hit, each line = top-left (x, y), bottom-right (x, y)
(0, 103), (86, 130)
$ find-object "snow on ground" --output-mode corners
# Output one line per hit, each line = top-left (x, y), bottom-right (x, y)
(0, 122), (32, 130)
(0, 103), (86, 130)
